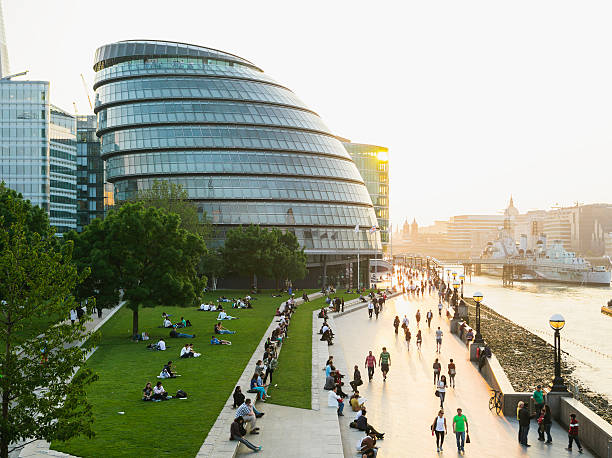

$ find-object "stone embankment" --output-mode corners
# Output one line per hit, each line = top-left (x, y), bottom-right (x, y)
(463, 299), (611, 425)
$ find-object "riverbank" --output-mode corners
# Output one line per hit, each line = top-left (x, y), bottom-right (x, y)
(463, 298), (612, 425)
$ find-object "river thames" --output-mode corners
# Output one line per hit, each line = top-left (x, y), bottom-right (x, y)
(441, 266), (612, 402)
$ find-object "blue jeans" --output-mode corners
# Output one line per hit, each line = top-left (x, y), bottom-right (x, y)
(176, 332), (194, 338)
(337, 401), (344, 415)
(455, 431), (465, 450)
(218, 330), (235, 334)
(233, 436), (258, 451)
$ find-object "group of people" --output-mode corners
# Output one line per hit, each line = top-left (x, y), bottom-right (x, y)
(366, 292), (387, 320)
(517, 386), (584, 452)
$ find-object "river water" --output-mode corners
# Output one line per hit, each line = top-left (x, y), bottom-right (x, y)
(440, 265), (612, 401)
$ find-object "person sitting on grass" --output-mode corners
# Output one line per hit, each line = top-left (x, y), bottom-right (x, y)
(169, 329), (195, 338)
(188, 343), (201, 357)
(161, 361), (177, 378)
(142, 382), (153, 401)
(180, 344), (195, 358)
(147, 338), (166, 351)
(175, 316), (192, 328)
(163, 317), (173, 328)
(211, 335), (232, 345)
(250, 373), (270, 401)
(215, 322), (236, 335)
(152, 381), (170, 401)
(217, 310), (238, 320)
(230, 416), (262, 452)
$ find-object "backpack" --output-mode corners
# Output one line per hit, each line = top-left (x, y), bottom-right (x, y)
(175, 390), (188, 399)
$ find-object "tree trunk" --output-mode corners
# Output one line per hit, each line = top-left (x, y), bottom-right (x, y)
(132, 307), (139, 337)
(212, 275), (217, 291)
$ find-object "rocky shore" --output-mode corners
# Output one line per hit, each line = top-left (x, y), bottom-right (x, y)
(463, 298), (612, 425)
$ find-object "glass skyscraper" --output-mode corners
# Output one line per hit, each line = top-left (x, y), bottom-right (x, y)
(343, 141), (390, 254)
(76, 115), (104, 231)
(93, 40), (381, 284)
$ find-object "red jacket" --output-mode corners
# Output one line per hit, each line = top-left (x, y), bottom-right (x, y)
(569, 419), (579, 436)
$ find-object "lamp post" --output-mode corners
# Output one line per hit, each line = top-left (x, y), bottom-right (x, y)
(452, 281), (460, 317)
(459, 274), (465, 298)
(549, 314), (568, 392)
(473, 291), (484, 344)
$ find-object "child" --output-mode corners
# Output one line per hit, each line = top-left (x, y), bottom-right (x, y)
(566, 413), (584, 453)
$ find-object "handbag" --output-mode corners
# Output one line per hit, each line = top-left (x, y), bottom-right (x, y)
(466, 433), (471, 444)
(435, 390), (440, 397)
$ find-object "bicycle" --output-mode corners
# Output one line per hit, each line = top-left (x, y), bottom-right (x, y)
(489, 389), (503, 415)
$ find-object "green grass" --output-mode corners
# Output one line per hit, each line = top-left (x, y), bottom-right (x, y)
(267, 292), (361, 409)
(51, 290), (290, 458)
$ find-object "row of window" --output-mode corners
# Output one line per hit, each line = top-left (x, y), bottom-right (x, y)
(105, 150), (362, 182)
(100, 125), (348, 158)
(0, 108), (47, 121)
(98, 100), (326, 133)
(95, 77), (305, 110)
(112, 175), (372, 204)
(0, 126), (47, 139)
(50, 180), (76, 191)
(0, 84), (47, 103)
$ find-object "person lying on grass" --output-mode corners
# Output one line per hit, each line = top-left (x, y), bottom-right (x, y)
(215, 322), (236, 334)
(169, 329), (195, 338)
(142, 382), (153, 401)
(217, 310), (238, 320)
(153, 381), (170, 400)
(211, 335), (232, 345)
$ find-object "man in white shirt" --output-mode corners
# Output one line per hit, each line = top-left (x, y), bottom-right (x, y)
(199, 304), (210, 311)
(163, 318), (172, 328)
(157, 339), (166, 351)
(367, 302), (374, 319)
(402, 315), (409, 328)
(327, 386), (344, 416)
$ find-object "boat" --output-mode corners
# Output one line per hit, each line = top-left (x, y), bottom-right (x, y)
(480, 232), (611, 286)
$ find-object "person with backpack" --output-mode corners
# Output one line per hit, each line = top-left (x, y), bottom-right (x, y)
(431, 409), (447, 452)
(566, 413), (584, 453)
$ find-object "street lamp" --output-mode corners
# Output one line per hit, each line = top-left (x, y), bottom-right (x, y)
(452, 280), (460, 313)
(549, 314), (568, 392)
(459, 274), (465, 298)
(472, 291), (484, 344)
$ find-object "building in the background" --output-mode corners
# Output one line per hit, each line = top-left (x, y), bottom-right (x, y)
(93, 40), (381, 287)
(76, 115), (104, 231)
(342, 141), (390, 254)
(0, 0), (9, 77)
(447, 214), (504, 257)
(0, 80), (77, 234)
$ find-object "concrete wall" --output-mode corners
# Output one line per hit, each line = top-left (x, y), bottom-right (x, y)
(559, 397), (612, 458)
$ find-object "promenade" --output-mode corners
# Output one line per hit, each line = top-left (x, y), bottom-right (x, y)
(333, 293), (595, 457)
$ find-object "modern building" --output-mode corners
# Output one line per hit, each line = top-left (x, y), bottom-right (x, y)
(76, 115), (104, 231)
(342, 141), (389, 254)
(447, 214), (504, 256)
(0, 80), (77, 234)
(93, 40), (381, 287)
(0, 0), (8, 77)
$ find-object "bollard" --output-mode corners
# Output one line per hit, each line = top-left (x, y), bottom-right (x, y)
(608, 439), (611, 458)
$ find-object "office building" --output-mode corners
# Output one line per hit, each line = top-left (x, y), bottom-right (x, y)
(76, 115), (104, 231)
(93, 40), (381, 286)
(342, 141), (389, 254)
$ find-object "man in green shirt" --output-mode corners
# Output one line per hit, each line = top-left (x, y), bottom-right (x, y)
(379, 347), (391, 381)
(533, 385), (545, 423)
(453, 407), (469, 453)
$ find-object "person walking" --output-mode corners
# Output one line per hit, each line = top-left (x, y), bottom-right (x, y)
(438, 301), (443, 317)
(416, 330), (422, 350)
(379, 347), (391, 382)
(532, 385), (545, 422)
(518, 401), (531, 447)
(448, 359), (456, 388)
(374, 303), (380, 320)
(437, 375), (447, 408)
(433, 358), (441, 385)
(415, 310), (421, 327)
(431, 409), (447, 452)
(368, 301), (374, 319)
(404, 327), (411, 348)
(350, 365), (363, 392)
(542, 405), (553, 444)
(365, 351), (377, 381)
(452, 408), (469, 454)
(435, 327), (443, 353)
(566, 413), (584, 453)
(393, 316), (400, 334)
(426, 310), (433, 328)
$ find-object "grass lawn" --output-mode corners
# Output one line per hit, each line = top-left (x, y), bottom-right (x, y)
(51, 290), (291, 458)
(267, 292), (362, 409)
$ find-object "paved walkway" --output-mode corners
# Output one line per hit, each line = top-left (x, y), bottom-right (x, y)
(333, 293), (595, 457)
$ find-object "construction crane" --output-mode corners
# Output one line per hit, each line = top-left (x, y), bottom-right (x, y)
(1, 70), (28, 80)
(73, 102), (78, 114)
(80, 74), (93, 111)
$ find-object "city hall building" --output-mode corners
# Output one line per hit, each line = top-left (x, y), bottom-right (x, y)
(93, 40), (381, 287)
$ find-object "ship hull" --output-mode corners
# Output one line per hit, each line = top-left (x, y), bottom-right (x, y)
(478, 266), (611, 286)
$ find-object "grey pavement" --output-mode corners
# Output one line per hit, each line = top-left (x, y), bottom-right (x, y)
(333, 293), (596, 457)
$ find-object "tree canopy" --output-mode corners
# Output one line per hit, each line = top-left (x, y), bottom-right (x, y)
(68, 203), (207, 336)
(0, 187), (98, 457)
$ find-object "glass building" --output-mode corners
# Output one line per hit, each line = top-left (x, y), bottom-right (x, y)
(0, 81), (77, 234)
(76, 115), (104, 231)
(342, 141), (390, 255)
(93, 40), (381, 286)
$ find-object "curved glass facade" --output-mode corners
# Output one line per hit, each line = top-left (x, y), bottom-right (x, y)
(94, 40), (381, 255)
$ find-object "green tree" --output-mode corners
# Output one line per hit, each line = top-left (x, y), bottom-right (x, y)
(0, 192), (98, 458)
(69, 203), (207, 336)
(200, 249), (225, 291)
(222, 225), (275, 287)
(130, 180), (212, 240)
(269, 229), (307, 289)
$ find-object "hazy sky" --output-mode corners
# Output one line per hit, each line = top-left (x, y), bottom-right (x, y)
(4, 0), (611, 226)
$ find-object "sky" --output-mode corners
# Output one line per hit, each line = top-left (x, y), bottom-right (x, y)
(3, 0), (611, 226)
